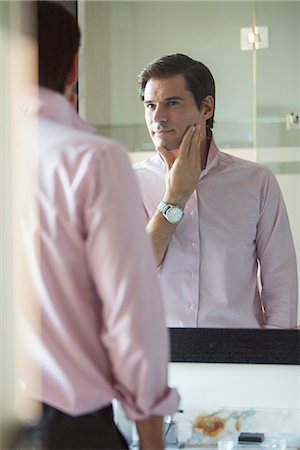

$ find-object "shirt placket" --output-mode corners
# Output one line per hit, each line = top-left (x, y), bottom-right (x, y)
(182, 191), (200, 326)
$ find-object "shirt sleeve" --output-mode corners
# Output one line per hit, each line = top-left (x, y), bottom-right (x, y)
(83, 140), (180, 420)
(256, 168), (298, 328)
(132, 167), (152, 225)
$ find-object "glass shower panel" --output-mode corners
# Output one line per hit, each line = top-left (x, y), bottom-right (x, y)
(255, 1), (300, 323)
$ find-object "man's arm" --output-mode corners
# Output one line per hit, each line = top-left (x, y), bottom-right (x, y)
(136, 416), (164, 450)
(85, 141), (179, 426)
(147, 125), (203, 265)
(257, 169), (298, 328)
(146, 210), (177, 266)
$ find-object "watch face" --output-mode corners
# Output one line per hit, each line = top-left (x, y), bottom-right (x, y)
(166, 206), (183, 224)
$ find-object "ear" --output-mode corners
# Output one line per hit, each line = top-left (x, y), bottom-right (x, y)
(64, 53), (79, 102)
(67, 53), (79, 86)
(201, 95), (214, 121)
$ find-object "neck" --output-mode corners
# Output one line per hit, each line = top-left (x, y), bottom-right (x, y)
(64, 84), (77, 110)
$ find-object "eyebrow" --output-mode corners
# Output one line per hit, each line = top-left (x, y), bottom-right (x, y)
(143, 96), (184, 104)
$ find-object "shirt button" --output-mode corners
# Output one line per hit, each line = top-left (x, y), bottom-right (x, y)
(190, 272), (195, 278)
(190, 210), (195, 217)
(189, 304), (194, 310)
(191, 242), (196, 248)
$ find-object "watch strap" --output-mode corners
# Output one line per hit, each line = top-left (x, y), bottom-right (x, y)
(158, 201), (183, 213)
(157, 201), (184, 224)
(157, 201), (170, 214)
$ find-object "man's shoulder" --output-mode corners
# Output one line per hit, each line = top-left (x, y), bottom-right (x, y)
(40, 117), (127, 160)
(219, 151), (273, 176)
(75, 130), (127, 157)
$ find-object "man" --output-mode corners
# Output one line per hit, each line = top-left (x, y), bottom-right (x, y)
(19, 3), (179, 449)
(134, 53), (298, 329)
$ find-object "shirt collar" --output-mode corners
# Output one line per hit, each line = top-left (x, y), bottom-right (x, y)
(22, 87), (95, 134)
(200, 134), (220, 178)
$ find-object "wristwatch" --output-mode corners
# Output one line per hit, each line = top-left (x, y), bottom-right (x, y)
(157, 201), (184, 225)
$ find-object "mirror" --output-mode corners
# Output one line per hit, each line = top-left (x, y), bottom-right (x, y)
(77, 1), (300, 337)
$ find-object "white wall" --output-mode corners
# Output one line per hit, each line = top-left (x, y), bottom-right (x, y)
(170, 363), (300, 411)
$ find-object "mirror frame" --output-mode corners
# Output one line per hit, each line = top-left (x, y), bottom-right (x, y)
(169, 328), (300, 365)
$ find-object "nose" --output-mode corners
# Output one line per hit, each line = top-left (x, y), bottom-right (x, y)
(152, 104), (167, 124)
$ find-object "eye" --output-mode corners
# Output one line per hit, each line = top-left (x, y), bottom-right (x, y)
(145, 103), (156, 110)
(167, 100), (180, 107)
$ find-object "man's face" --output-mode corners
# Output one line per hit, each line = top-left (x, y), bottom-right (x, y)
(143, 74), (205, 150)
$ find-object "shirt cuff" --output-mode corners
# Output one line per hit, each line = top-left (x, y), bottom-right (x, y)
(118, 386), (180, 422)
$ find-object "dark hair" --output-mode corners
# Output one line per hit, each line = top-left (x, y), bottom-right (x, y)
(37, 1), (80, 93)
(138, 53), (215, 129)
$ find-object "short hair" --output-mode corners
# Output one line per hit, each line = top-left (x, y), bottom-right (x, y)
(37, 1), (80, 93)
(138, 54), (215, 129)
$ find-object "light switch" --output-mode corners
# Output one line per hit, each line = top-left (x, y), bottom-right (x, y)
(240, 26), (269, 51)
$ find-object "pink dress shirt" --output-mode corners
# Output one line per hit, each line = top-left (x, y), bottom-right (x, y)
(20, 88), (179, 419)
(134, 138), (298, 328)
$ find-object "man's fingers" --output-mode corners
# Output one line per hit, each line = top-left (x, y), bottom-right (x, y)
(190, 125), (202, 163)
(176, 125), (195, 159)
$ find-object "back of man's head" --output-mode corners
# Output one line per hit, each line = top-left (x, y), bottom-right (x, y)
(37, 1), (80, 94)
(138, 53), (216, 129)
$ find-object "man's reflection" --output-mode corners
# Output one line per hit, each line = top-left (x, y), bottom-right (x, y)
(133, 53), (298, 328)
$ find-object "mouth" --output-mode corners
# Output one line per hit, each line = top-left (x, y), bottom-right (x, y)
(153, 129), (174, 136)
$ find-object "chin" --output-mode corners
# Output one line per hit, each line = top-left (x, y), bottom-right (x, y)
(154, 139), (180, 151)
(164, 143), (180, 151)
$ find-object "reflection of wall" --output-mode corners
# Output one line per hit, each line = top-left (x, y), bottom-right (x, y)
(256, 2), (300, 148)
(80, 1), (254, 149)
(79, 1), (300, 151)
(79, 2), (112, 125)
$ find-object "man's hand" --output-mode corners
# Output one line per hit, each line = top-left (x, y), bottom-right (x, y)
(146, 125), (204, 266)
(158, 125), (203, 209)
